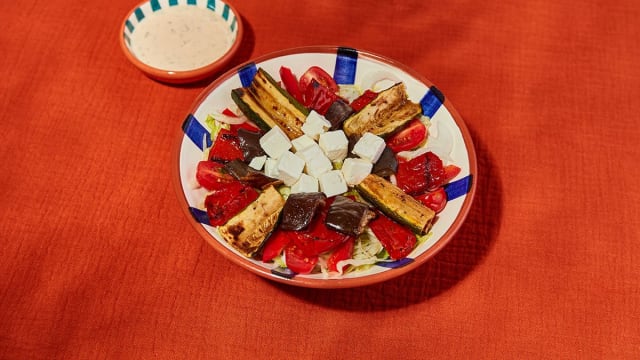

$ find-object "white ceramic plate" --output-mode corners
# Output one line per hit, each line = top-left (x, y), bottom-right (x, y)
(173, 46), (477, 288)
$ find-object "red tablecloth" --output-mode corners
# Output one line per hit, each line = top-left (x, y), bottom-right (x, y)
(1, 0), (639, 358)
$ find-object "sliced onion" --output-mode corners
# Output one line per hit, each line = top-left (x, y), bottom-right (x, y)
(212, 111), (248, 125)
(360, 71), (402, 92)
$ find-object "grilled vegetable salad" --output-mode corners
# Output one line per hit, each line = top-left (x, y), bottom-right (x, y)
(194, 65), (461, 276)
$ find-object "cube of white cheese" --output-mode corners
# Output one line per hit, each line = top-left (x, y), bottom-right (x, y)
(263, 157), (279, 178)
(296, 143), (333, 178)
(276, 151), (305, 186)
(301, 110), (332, 140)
(291, 134), (316, 152)
(318, 130), (349, 162)
(248, 155), (267, 170)
(352, 132), (386, 163)
(341, 158), (373, 186)
(290, 173), (319, 193)
(318, 170), (348, 198)
(259, 126), (291, 159)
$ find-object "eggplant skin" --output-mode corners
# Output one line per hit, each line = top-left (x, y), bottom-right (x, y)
(325, 196), (376, 237)
(280, 192), (326, 231)
(218, 186), (285, 257)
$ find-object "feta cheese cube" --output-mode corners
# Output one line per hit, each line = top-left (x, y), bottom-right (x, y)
(259, 126), (291, 159)
(296, 143), (333, 178)
(301, 110), (332, 140)
(291, 134), (316, 152)
(341, 158), (373, 186)
(290, 173), (319, 193)
(248, 155), (267, 170)
(352, 132), (386, 163)
(263, 157), (279, 178)
(276, 151), (305, 186)
(318, 170), (348, 198)
(318, 130), (349, 162)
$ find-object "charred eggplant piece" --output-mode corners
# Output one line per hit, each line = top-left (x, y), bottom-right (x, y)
(372, 146), (398, 178)
(280, 192), (327, 231)
(237, 128), (265, 162)
(324, 99), (354, 130)
(224, 159), (283, 190)
(325, 196), (376, 237)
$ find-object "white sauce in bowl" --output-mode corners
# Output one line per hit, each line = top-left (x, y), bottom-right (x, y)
(130, 6), (233, 71)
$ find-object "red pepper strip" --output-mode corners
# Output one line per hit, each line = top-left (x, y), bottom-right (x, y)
(349, 90), (378, 112)
(204, 181), (259, 226)
(395, 151), (447, 195)
(303, 79), (339, 115)
(222, 108), (238, 117)
(208, 128), (244, 162)
(369, 212), (417, 260)
(261, 230), (293, 262)
(291, 197), (353, 257)
(279, 66), (304, 103)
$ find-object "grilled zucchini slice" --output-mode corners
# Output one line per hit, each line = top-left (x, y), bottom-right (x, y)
(355, 174), (435, 235)
(218, 185), (285, 257)
(231, 68), (309, 139)
(342, 82), (422, 139)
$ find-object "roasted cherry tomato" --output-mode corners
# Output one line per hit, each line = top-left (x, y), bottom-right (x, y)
(261, 230), (293, 262)
(386, 119), (428, 153)
(195, 160), (235, 191)
(349, 89), (377, 112)
(369, 212), (417, 260)
(299, 66), (338, 94)
(326, 237), (355, 273)
(279, 66), (304, 103)
(284, 243), (319, 274)
(208, 128), (244, 162)
(415, 187), (448, 213)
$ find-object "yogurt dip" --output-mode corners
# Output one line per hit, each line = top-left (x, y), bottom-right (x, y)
(130, 6), (233, 71)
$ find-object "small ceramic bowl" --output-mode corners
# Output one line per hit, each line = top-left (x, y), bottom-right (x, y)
(173, 46), (477, 288)
(119, 0), (243, 84)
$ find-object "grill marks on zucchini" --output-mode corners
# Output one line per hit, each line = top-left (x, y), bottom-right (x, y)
(218, 186), (285, 257)
(231, 68), (309, 140)
(356, 174), (435, 235)
(342, 82), (423, 139)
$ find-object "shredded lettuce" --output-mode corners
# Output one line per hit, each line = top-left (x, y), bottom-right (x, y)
(338, 84), (362, 103)
(205, 114), (230, 139)
(336, 229), (386, 275)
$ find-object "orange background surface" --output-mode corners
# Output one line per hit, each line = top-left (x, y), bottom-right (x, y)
(1, 0), (639, 358)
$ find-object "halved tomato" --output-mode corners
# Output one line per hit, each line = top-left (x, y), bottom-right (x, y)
(195, 160), (235, 191)
(415, 187), (448, 213)
(326, 237), (355, 273)
(299, 66), (338, 94)
(386, 118), (428, 153)
(285, 243), (319, 274)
